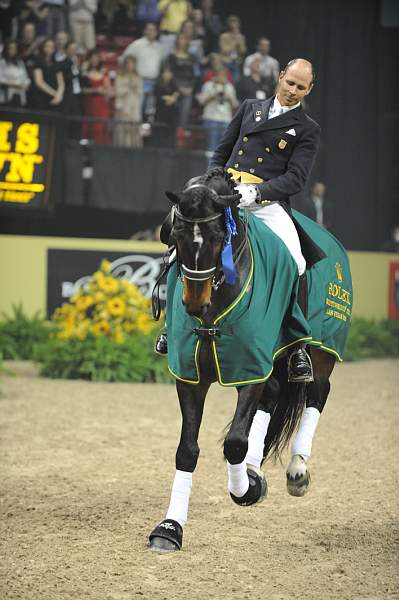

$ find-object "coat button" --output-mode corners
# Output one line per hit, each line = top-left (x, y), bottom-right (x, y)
(265, 147), (270, 152)
(234, 163), (239, 168)
(243, 136), (248, 142)
(257, 157), (263, 163)
(238, 150), (243, 155)
(249, 168), (255, 174)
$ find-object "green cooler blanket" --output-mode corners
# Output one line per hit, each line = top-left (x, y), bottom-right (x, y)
(166, 209), (352, 387)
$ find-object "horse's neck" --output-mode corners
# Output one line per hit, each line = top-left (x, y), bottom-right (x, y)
(204, 216), (250, 324)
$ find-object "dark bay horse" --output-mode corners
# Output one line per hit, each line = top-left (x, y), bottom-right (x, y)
(149, 167), (339, 553)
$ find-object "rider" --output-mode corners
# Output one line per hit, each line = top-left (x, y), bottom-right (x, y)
(156, 58), (320, 383)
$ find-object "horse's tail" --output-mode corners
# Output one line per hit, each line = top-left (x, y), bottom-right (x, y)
(262, 361), (307, 462)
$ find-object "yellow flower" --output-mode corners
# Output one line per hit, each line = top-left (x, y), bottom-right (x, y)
(100, 259), (112, 273)
(94, 291), (105, 303)
(106, 297), (126, 317)
(113, 327), (125, 344)
(99, 276), (119, 294)
(135, 312), (153, 334)
(76, 295), (94, 312)
(92, 320), (111, 336)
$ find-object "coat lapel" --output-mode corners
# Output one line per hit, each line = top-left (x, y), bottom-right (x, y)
(246, 102), (304, 134)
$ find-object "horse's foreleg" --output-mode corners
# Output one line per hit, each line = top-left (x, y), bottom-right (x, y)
(224, 383), (267, 506)
(246, 377), (280, 468)
(149, 380), (209, 552)
(287, 350), (335, 496)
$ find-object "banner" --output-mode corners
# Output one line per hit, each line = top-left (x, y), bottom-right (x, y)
(47, 248), (166, 317)
(0, 109), (59, 210)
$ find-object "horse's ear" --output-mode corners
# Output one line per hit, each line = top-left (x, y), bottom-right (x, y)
(214, 192), (241, 208)
(165, 191), (180, 204)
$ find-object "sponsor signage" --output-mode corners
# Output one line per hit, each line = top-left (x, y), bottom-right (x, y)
(0, 112), (56, 208)
(47, 249), (166, 317)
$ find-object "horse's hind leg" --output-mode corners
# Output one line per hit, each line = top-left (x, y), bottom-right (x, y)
(287, 349), (335, 496)
(149, 380), (209, 553)
(224, 383), (267, 506)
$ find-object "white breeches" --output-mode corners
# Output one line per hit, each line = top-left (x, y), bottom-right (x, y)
(245, 202), (306, 276)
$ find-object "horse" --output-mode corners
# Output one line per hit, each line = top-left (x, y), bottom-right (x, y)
(149, 167), (352, 553)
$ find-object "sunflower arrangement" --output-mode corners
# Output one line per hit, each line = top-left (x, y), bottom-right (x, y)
(52, 259), (156, 344)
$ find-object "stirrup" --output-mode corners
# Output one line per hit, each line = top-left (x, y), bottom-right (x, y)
(287, 347), (314, 383)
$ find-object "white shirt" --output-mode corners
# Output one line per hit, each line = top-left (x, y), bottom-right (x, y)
(197, 81), (238, 123)
(121, 37), (163, 80)
(268, 95), (300, 119)
(243, 52), (279, 81)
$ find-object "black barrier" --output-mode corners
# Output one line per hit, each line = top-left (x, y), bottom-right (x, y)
(47, 248), (166, 317)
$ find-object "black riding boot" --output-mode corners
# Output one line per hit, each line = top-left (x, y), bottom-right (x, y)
(288, 273), (313, 383)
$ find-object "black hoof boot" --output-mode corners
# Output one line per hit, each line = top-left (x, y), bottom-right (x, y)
(155, 332), (168, 355)
(230, 466), (267, 507)
(149, 519), (182, 553)
(288, 347), (313, 383)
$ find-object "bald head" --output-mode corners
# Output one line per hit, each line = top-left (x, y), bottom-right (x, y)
(277, 58), (315, 107)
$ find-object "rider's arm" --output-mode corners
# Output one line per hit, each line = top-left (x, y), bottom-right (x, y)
(257, 123), (321, 203)
(210, 99), (248, 167)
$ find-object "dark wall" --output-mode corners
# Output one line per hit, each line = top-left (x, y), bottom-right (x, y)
(219, 0), (399, 249)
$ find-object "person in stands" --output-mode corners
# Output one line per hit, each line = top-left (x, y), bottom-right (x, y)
(0, 40), (31, 107)
(114, 55), (143, 147)
(31, 37), (64, 110)
(82, 48), (111, 143)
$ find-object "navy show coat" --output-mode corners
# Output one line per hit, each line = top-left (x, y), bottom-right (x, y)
(210, 96), (321, 208)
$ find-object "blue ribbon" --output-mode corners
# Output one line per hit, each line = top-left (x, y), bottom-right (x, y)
(221, 207), (238, 284)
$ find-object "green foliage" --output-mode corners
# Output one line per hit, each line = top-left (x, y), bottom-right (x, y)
(33, 334), (172, 383)
(345, 318), (399, 361)
(0, 304), (52, 360)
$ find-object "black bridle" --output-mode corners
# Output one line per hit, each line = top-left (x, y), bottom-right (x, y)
(172, 184), (249, 288)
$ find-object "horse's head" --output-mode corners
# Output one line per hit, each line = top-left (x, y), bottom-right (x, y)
(167, 168), (241, 317)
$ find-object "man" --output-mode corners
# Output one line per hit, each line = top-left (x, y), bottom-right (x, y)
(121, 22), (163, 121)
(158, 0), (191, 57)
(69, 0), (97, 52)
(243, 37), (279, 91)
(235, 56), (271, 103)
(209, 57), (320, 382)
(301, 181), (330, 228)
(156, 58), (319, 383)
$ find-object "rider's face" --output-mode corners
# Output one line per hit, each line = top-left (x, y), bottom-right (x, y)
(277, 64), (313, 106)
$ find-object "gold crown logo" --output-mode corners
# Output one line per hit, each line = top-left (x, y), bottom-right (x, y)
(335, 262), (343, 282)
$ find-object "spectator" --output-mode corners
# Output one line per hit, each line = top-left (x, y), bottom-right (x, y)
(114, 55), (143, 147)
(235, 56), (270, 103)
(54, 30), (69, 62)
(300, 182), (332, 229)
(202, 52), (232, 83)
(243, 37), (279, 92)
(61, 41), (83, 137)
(135, 0), (160, 30)
(380, 225), (399, 253)
(121, 22), (163, 122)
(31, 37), (64, 110)
(19, 0), (49, 37)
(166, 31), (197, 127)
(154, 64), (179, 146)
(200, 0), (222, 53)
(180, 18), (204, 72)
(18, 22), (40, 63)
(0, 0), (16, 41)
(69, 0), (97, 52)
(158, 0), (191, 58)
(82, 48), (111, 144)
(0, 40), (30, 107)
(197, 64), (238, 154)
(46, 0), (67, 36)
(219, 15), (247, 83)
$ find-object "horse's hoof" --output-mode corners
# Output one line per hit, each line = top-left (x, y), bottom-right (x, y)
(286, 454), (311, 497)
(148, 519), (183, 553)
(230, 465), (267, 506)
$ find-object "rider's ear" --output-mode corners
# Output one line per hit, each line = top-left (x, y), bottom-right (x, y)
(165, 191), (180, 204)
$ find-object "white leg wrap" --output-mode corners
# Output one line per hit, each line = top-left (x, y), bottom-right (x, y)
(245, 410), (271, 468)
(251, 202), (306, 275)
(291, 407), (321, 460)
(227, 461), (249, 497)
(165, 470), (192, 527)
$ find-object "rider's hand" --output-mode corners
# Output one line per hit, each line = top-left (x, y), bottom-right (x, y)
(236, 184), (260, 208)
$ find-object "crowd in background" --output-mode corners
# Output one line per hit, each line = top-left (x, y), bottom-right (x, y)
(0, 0), (280, 152)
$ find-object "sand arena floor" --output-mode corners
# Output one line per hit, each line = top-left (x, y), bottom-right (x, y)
(1, 359), (398, 600)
